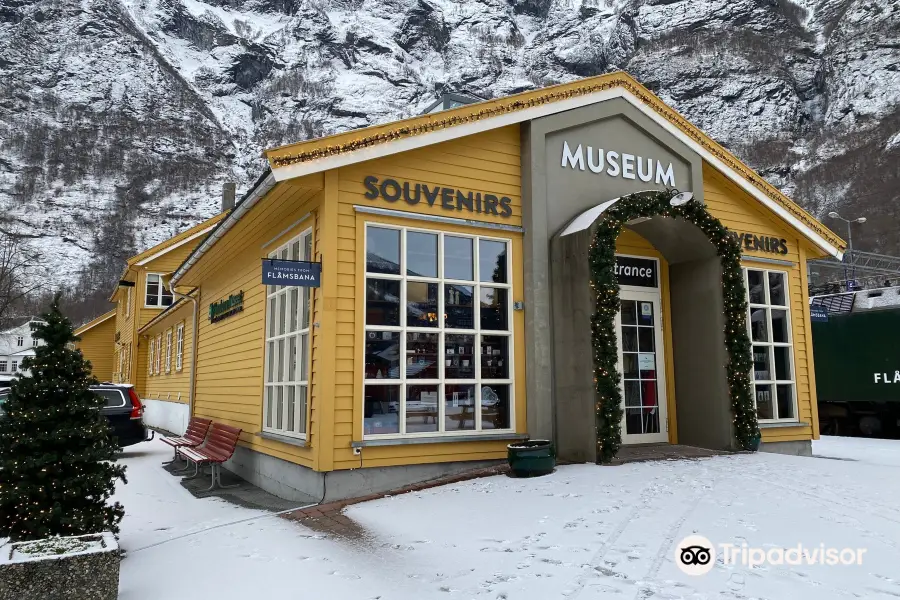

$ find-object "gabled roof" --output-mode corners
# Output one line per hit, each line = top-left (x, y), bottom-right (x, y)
(74, 309), (116, 336)
(264, 71), (844, 258)
(110, 212), (227, 301)
(173, 73), (844, 287)
(0, 317), (44, 334)
(127, 213), (228, 267)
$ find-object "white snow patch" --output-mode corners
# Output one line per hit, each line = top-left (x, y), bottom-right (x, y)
(111, 437), (900, 599)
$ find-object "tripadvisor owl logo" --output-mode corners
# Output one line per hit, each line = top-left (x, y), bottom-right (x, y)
(675, 535), (715, 576)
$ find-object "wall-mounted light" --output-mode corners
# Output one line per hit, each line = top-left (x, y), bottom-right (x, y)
(669, 191), (694, 206)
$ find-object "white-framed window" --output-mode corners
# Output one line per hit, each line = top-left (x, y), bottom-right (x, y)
(117, 347), (124, 381)
(15, 336), (23, 347)
(11, 360), (18, 372)
(125, 287), (132, 318)
(263, 229), (313, 437)
(164, 329), (173, 373)
(744, 268), (797, 422)
(363, 224), (514, 438)
(0, 360), (7, 373)
(175, 323), (185, 372)
(145, 273), (173, 308)
(148, 339), (155, 377)
(155, 334), (162, 374)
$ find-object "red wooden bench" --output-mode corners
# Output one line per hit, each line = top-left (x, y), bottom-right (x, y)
(160, 417), (212, 465)
(180, 423), (242, 492)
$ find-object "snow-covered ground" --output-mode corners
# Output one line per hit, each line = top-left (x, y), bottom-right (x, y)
(114, 437), (900, 599)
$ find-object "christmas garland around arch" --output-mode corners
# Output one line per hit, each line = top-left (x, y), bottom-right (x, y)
(589, 189), (760, 463)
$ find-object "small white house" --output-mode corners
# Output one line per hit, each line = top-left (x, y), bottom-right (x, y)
(0, 317), (46, 385)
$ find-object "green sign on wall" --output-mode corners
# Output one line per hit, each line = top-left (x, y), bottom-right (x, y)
(209, 291), (244, 324)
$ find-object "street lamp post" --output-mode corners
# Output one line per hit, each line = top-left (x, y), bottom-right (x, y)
(828, 211), (867, 286)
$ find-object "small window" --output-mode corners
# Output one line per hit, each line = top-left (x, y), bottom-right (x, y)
(155, 335), (162, 374)
(164, 330), (173, 373)
(11, 361), (18, 372)
(125, 287), (132, 318)
(148, 340), (155, 377)
(175, 324), (185, 372)
(15, 336), (23, 347)
(146, 274), (173, 308)
(0, 361), (6, 373)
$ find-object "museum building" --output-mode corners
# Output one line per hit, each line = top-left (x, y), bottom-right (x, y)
(113, 73), (844, 502)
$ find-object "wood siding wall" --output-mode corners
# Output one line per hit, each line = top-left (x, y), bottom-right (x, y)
(142, 301), (193, 404)
(190, 185), (322, 469)
(334, 126), (527, 470)
(702, 164), (818, 442)
(75, 316), (116, 383)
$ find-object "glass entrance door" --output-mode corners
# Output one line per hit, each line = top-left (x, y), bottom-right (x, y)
(615, 290), (668, 444)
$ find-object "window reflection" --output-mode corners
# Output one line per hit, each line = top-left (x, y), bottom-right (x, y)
(481, 385), (510, 429)
(445, 285), (474, 329)
(407, 282), (438, 327)
(365, 332), (400, 379)
(444, 236), (473, 281)
(366, 279), (400, 326)
(366, 227), (401, 274)
(364, 385), (400, 435)
(445, 384), (476, 430)
(408, 231), (437, 277)
(479, 287), (508, 330)
(479, 240), (507, 283)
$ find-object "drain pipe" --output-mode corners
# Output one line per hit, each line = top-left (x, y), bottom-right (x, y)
(170, 286), (200, 420)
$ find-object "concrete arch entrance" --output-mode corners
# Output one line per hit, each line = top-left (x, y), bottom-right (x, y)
(550, 194), (738, 463)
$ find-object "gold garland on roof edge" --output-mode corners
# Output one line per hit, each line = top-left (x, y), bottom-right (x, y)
(270, 77), (841, 249)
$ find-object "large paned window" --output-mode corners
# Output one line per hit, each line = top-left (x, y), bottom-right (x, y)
(364, 225), (513, 437)
(175, 324), (184, 372)
(744, 268), (797, 421)
(148, 339), (155, 377)
(0, 361), (6, 373)
(145, 274), (173, 308)
(263, 229), (313, 437)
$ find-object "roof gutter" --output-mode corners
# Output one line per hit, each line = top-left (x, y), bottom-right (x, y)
(169, 170), (276, 288)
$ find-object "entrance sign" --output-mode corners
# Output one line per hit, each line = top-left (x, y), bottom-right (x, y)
(615, 256), (658, 288)
(262, 259), (321, 287)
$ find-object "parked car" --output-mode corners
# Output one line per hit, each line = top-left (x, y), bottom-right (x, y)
(0, 384), (152, 448)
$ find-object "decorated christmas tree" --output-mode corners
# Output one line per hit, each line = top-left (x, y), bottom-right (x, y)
(0, 295), (127, 541)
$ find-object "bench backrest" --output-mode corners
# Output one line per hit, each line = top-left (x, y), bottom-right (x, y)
(204, 423), (242, 461)
(184, 417), (212, 444)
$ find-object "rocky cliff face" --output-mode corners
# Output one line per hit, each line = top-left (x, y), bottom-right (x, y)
(1, 0), (898, 297)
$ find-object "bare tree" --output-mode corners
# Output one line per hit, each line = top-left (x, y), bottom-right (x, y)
(0, 228), (43, 325)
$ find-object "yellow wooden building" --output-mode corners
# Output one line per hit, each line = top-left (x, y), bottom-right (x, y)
(73, 309), (117, 382)
(136, 72), (842, 502)
(104, 213), (227, 432)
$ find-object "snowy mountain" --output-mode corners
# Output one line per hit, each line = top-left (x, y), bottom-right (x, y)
(1, 0), (898, 297)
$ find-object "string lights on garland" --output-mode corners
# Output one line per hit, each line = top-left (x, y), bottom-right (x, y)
(590, 189), (760, 463)
(267, 77), (839, 248)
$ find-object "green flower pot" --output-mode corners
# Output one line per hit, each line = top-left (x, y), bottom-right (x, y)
(507, 440), (556, 477)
